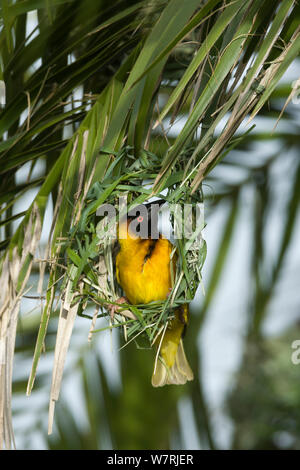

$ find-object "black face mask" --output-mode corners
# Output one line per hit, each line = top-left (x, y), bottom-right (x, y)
(127, 200), (166, 240)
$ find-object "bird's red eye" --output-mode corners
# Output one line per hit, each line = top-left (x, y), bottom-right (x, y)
(137, 216), (143, 222)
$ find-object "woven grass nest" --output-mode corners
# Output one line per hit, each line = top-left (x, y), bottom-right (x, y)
(61, 146), (207, 349)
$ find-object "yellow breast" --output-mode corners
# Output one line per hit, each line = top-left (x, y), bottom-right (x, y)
(116, 236), (175, 305)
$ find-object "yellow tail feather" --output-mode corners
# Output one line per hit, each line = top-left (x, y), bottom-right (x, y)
(151, 339), (194, 387)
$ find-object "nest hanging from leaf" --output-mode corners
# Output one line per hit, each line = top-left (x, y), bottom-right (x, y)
(60, 146), (207, 349)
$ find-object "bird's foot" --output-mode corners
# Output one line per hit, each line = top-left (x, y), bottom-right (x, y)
(166, 287), (172, 297)
(107, 297), (128, 320)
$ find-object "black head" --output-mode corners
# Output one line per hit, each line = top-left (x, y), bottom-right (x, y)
(127, 199), (166, 239)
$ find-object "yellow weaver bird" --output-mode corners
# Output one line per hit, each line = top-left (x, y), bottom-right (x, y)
(113, 201), (194, 387)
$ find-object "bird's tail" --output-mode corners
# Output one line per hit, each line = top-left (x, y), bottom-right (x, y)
(151, 305), (194, 387)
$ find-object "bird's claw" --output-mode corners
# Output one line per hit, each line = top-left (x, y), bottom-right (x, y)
(107, 297), (128, 320)
(166, 287), (172, 297)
